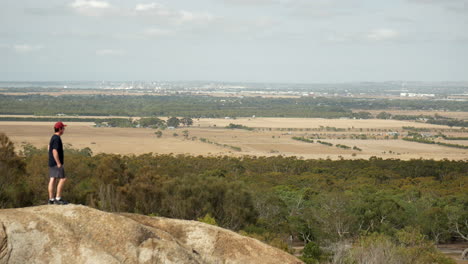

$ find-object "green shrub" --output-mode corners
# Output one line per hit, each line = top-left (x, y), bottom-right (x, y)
(197, 213), (218, 226)
(301, 242), (323, 264)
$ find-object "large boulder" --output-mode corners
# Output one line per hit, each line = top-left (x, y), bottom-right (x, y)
(0, 205), (302, 264)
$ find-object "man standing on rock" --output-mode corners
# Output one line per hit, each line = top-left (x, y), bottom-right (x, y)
(48, 122), (68, 205)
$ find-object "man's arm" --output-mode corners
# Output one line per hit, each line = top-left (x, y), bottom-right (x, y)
(52, 149), (62, 168)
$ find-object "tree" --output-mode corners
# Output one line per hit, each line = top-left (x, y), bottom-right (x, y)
(160, 174), (257, 230)
(395, 228), (456, 264)
(447, 202), (468, 243)
(352, 111), (373, 119)
(351, 188), (407, 235)
(94, 155), (132, 212)
(167, 117), (180, 128)
(106, 118), (135, 128)
(315, 192), (356, 242)
(419, 207), (451, 244)
(335, 230), (456, 264)
(182, 130), (189, 139)
(377, 111), (392, 119)
(139, 117), (165, 128)
(180, 117), (193, 127)
(0, 133), (27, 208)
(301, 242), (324, 264)
(154, 131), (163, 138)
(126, 171), (166, 215)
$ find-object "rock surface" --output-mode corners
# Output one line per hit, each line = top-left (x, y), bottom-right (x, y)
(0, 205), (302, 264)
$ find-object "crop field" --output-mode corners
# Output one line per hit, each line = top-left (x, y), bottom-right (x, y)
(1, 117), (467, 160)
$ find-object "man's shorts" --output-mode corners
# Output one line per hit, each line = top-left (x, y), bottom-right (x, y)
(49, 166), (66, 178)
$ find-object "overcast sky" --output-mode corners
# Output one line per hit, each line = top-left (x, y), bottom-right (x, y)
(1, 0), (467, 82)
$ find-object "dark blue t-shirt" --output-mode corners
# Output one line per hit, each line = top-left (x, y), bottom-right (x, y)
(48, 135), (64, 167)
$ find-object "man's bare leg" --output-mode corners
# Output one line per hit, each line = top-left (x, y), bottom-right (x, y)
(56, 178), (67, 198)
(48, 178), (56, 199)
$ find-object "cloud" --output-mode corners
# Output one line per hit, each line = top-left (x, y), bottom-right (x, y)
(96, 49), (124, 56)
(326, 28), (401, 43)
(135, 3), (163, 12)
(67, 1), (216, 29)
(134, 2), (215, 25)
(220, 0), (360, 19)
(367, 29), (400, 41)
(13, 44), (43, 53)
(71, 0), (110, 9)
(222, 0), (279, 6)
(70, 0), (112, 16)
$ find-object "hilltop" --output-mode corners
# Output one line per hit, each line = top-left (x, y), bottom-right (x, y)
(0, 205), (302, 264)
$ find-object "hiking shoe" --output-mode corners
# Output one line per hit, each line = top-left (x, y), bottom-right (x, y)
(48, 199), (55, 205)
(54, 198), (69, 205)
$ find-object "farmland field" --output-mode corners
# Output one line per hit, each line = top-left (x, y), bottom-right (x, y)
(1, 117), (467, 160)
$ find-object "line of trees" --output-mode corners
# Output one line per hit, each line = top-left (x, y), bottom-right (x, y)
(292, 136), (314, 143)
(199, 138), (242, 152)
(317, 140), (333, 146)
(226, 123), (254, 131)
(403, 137), (468, 149)
(0, 116), (107, 122)
(94, 116), (193, 129)
(376, 111), (468, 128)
(402, 134), (468, 149)
(439, 134), (468, 140)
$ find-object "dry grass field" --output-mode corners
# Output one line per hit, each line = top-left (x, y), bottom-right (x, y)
(1, 117), (467, 160)
(194, 117), (456, 129)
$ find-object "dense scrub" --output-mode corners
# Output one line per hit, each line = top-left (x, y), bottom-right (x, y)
(1, 94), (467, 118)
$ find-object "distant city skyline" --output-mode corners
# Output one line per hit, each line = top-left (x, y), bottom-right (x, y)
(1, 0), (467, 82)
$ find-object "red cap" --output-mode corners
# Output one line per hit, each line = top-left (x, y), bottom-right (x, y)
(54, 122), (67, 129)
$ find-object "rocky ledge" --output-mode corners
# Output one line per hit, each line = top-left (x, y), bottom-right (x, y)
(0, 204), (302, 264)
